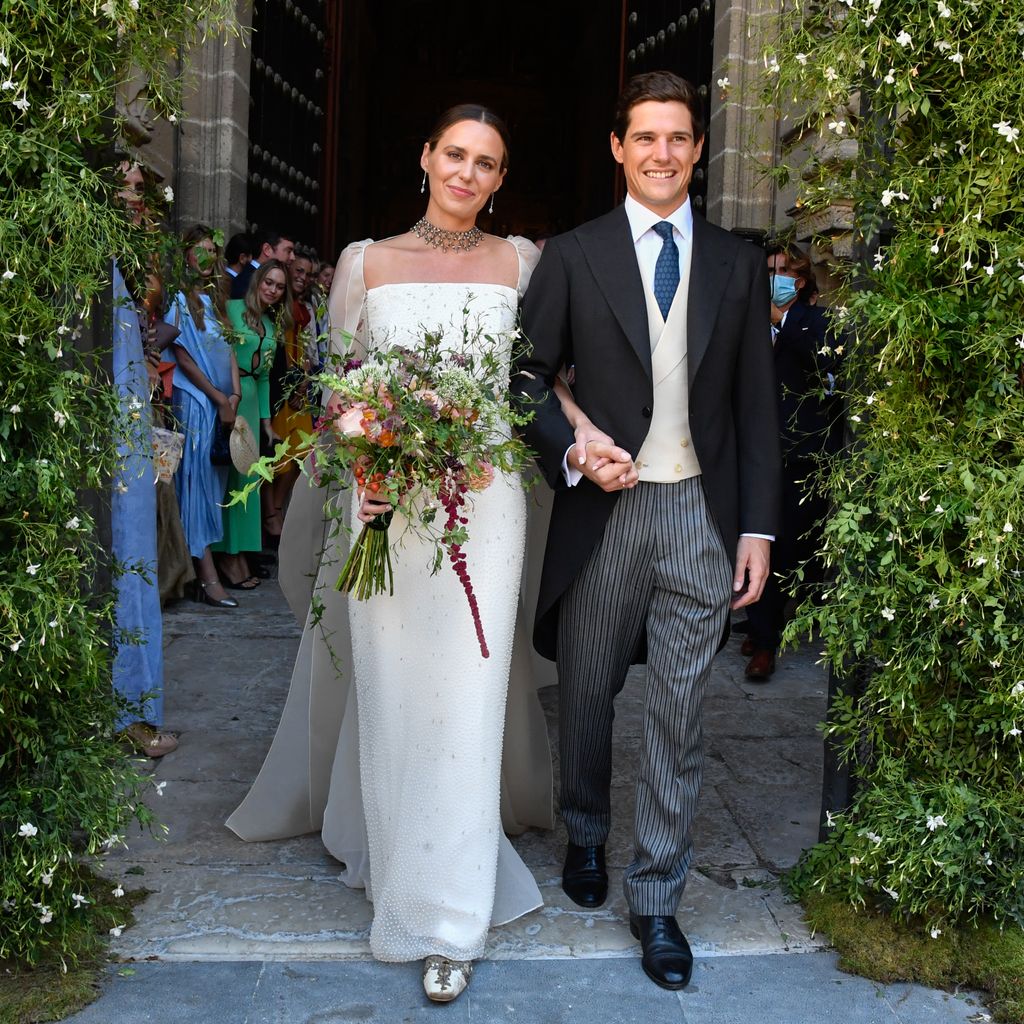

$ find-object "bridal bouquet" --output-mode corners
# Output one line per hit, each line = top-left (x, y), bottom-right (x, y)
(311, 325), (533, 658)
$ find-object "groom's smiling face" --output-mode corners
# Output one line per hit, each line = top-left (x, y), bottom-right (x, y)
(610, 100), (704, 216)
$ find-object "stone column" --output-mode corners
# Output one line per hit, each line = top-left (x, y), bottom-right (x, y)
(705, 0), (778, 233)
(175, 1), (253, 236)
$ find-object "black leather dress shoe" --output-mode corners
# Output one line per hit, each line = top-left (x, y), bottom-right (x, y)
(629, 914), (694, 990)
(562, 843), (607, 908)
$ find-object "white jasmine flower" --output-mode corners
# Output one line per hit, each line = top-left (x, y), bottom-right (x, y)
(919, 492), (930, 503)
(41, 871), (53, 886)
(9, 638), (22, 653)
(765, 56), (780, 74)
(934, 504), (945, 513)
(101, 0), (116, 15)
(112, 884), (125, 898)
(935, 40), (953, 52)
(975, 556), (988, 566)
(937, 0), (952, 14)
(9, 404), (21, 413)
(930, 243), (940, 254)
(1, 269), (15, 281)
(71, 893), (88, 909)
(926, 814), (947, 831)
(864, 831), (883, 845)
(928, 595), (940, 610)
(869, 0), (881, 10)
(873, 252), (885, 268)
(78, 93), (92, 102)
(963, 258), (974, 270)
(100, 834), (122, 851)
(866, 394), (876, 405)
(65, 516), (80, 529)
(1, 80), (15, 91)
(948, 51), (964, 65)
(881, 607), (896, 621)
(38, 906), (53, 924)
(932, 196), (944, 209)
(1012, 681), (1024, 697)
(0, 50), (8, 68)
(882, 885), (899, 899)
(886, 532), (896, 542)
(12, 95), (29, 112)
(1004, 522), (1014, 533)
(931, 927), (942, 939)
(109, 926), (123, 937)
(163, 185), (174, 202)
(795, 54), (808, 65)
(995, 120), (1019, 147)
(895, 30), (913, 47)
(985, 265), (995, 276)
(1009, 726), (1022, 737)
(167, 112), (177, 123)
(53, 410), (67, 428)
(48, 619), (57, 628)
(825, 811), (836, 827)
(850, 414), (862, 422)
(883, 68), (896, 85)
(154, 780), (167, 796)
(716, 76), (730, 89)
(849, 856), (861, 865)
(130, 0), (139, 8)
(18, 822), (38, 838)
(26, 563), (40, 576)
(829, 120), (847, 135)
(824, 67), (839, 82)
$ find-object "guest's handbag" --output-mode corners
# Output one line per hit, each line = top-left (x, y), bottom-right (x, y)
(151, 426), (185, 483)
(209, 420), (233, 466)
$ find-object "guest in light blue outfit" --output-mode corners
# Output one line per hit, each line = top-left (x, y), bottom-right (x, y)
(112, 259), (175, 756)
(164, 225), (241, 608)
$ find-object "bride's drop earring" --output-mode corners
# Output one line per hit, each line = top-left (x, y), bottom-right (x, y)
(421, 171), (427, 194)
(488, 192), (495, 214)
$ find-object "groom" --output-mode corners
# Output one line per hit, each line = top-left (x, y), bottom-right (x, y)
(516, 71), (780, 990)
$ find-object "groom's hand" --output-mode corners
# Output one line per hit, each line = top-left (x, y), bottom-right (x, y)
(578, 442), (638, 492)
(730, 536), (770, 609)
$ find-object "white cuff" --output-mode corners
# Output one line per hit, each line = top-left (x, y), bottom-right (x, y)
(741, 532), (775, 542)
(561, 446), (583, 487)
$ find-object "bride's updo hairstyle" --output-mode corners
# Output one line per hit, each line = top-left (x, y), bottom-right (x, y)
(426, 104), (511, 172)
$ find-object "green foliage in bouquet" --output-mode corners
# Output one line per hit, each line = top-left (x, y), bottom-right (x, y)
(0, 0), (234, 964)
(763, 0), (1024, 933)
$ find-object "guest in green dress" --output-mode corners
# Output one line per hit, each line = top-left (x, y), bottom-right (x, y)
(213, 259), (292, 587)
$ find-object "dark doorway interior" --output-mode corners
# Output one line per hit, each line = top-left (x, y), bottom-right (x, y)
(328, 1), (623, 251)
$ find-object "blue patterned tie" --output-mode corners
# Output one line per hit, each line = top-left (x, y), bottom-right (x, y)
(652, 221), (679, 320)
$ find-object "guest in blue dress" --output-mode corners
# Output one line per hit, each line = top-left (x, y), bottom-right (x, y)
(165, 224), (241, 608)
(112, 256), (175, 756)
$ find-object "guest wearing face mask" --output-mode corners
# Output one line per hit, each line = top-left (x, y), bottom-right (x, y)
(743, 245), (844, 681)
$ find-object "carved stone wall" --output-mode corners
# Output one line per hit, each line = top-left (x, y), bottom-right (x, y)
(174, 2), (253, 235)
(705, 0), (778, 233)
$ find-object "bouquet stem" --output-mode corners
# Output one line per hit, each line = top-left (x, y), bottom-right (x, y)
(337, 511), (394, 599)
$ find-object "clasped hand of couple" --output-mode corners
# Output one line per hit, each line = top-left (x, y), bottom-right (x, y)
(570, 422), (770, 612)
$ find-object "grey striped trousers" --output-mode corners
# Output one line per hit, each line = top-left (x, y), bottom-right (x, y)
(557, 477), (732, 915)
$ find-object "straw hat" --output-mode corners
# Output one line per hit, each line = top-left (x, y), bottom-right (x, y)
(228, 414), (259, 475)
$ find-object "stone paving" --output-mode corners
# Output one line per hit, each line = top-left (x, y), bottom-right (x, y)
(105, 577), (832, 963)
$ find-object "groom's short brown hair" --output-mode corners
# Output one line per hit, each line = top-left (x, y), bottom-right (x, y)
(613, 71), (705, 144)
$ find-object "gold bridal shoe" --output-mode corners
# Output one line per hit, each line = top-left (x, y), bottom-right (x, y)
(422, 956), (473, 1002)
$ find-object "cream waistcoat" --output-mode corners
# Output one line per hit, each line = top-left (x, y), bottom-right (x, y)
(635, 241), (701, 483)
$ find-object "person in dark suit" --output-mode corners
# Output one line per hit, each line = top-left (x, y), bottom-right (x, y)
(743, 245), (843, 680)
(230, 228), (295, 299)
(515, 71), (781, 991)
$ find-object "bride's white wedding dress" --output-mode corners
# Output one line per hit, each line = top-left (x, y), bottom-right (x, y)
(227, 236), (554, 962)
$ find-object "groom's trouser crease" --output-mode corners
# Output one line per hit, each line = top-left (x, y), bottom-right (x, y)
(557, 478), (731, 916)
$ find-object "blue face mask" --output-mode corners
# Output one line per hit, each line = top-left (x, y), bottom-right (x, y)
(771, 274), (800, 307)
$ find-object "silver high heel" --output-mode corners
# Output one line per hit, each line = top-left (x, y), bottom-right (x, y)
(195, 579), (238, 608)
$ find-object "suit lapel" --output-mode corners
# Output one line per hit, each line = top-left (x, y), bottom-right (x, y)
(687, 214), (735, 386)
(576, 206), (652, 379)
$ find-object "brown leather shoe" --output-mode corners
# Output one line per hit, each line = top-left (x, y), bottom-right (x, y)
(744, 649), (776, 682)
(740, 637), (755, 657)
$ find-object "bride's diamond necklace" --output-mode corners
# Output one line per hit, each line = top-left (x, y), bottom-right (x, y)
(411, 217), (483, 254)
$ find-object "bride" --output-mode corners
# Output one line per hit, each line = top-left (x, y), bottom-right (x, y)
(228, 104), (588, 1002)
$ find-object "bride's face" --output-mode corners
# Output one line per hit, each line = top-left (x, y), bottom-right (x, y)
(420, 120), (507, 225)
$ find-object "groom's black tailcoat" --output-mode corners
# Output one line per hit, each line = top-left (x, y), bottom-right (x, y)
(516, 204), (781, 660)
